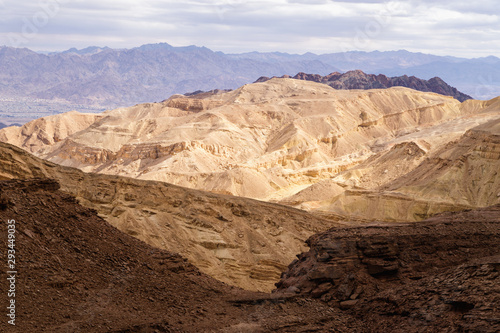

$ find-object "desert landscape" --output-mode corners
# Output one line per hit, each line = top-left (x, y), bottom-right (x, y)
(1, 1), (500, 332)
(1, 75), (499, 332)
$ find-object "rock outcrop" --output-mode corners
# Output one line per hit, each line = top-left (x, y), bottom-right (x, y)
(256, 70), (473, 102)
(275, 206), (500, 332)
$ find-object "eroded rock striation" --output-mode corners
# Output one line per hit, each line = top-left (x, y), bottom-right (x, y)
(0, 141), (342, 292)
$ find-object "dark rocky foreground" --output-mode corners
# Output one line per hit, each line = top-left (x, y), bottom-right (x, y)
(0, 178), (498, 332)
(0, 179), (357, 332)
(276, 208), (500, 332)
(256, 70), (472, 102)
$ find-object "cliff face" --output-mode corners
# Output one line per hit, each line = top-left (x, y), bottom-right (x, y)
(257, 70), (472, 102)
(275, 207), (500, 332)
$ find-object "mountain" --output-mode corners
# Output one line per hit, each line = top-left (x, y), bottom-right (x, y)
(2, 79), (499, 222)
(1, 45), (499, 126)
(0, 141), (342, 292)
(381, 57), (500, 100)
(60, 45), (112, 55)
(256, 70), (472, 102)
(0, 43), (335, 108)
(0, 178), (354, 332)
(233, 49), (500, 100)
(275, 206), (500, 332)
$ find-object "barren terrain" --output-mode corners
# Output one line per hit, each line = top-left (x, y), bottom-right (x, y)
(2, 79), (499, 222)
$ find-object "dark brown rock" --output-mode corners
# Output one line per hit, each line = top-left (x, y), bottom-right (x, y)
(339, 300), (359, 310)
(256, 70), (473, 102)
(311, 282), (333, 298)
(308, 265), (342, 281)
(276, 207), (500, 332)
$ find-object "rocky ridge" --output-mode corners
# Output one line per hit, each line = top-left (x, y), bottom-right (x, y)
(256, 70), (472, 102)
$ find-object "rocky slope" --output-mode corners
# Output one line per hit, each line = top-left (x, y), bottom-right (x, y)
(285, 107), (500, 221)
(275, 207), (500, 332)
(256, 70), (472, 102)
(1, 178), (498, 332)
(0, 178), (357, 332)
(0, 141), (342, 292)
(2, 79), (499, 222)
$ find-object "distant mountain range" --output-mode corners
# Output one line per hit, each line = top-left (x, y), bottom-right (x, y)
(256, 70), (472, 102)
(0, 43), (333, 108)
(0, 43), (499, 121)
(233, 50), (500, 100)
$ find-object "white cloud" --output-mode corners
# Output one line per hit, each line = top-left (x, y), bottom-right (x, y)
(0, 0), (498, 58)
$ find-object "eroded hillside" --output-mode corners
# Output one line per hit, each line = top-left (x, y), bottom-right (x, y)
(1, 79), (499, 221)
(0, 178), (356, 332)
(0, 142), (341, 292)
(1, 177), (498, 332)
(284, 113), (500, 221)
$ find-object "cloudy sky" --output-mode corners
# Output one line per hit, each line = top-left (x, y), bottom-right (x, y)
(0, 0), (498, 58)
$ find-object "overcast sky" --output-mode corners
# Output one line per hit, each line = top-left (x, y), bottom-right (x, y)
(0, 0), (498, 58)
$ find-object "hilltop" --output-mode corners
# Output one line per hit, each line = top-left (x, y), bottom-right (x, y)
(256, 70), (472, 102)
(2, 79), (499, 222)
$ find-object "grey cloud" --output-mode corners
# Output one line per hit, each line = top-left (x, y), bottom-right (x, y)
(0, 0), (498, 58)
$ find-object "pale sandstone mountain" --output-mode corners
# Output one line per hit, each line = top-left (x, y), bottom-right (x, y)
(0, 141), (342, 292)
(0, 110), (103, 153)
(282, 99), (500, 221)
(1, 79), (499, 221)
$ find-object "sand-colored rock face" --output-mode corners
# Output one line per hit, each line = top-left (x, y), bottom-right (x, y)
(289, 114), (500, 221)
(0, 111), (103, 153)
(0, 142), (341, 292)
(1, 79), (499, 221)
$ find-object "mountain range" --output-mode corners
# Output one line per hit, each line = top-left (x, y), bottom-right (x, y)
(1, 62), (500, 331)
(1, 44), (499, 125)
(235, 49), (500, 100)
(1, 132), (499, 332)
